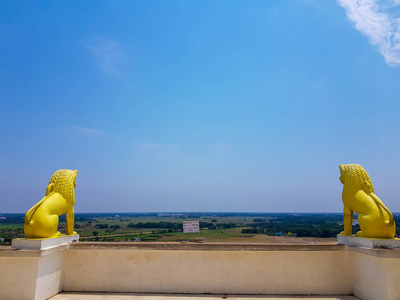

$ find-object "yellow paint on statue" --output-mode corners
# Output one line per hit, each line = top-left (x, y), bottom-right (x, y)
(24, 169), (78, 239)
(339, 164), (395, 239)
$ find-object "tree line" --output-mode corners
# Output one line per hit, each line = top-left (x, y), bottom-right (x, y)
(126, 221), (237, 230)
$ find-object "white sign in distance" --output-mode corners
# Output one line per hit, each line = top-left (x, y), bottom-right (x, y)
(183, 221), (200, 233)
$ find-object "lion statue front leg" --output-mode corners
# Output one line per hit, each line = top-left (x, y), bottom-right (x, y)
(339, 206), (354, 236)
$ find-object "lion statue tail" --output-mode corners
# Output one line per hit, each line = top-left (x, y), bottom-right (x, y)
(370, 193), (394, 227)
(24, 196), (49, 225)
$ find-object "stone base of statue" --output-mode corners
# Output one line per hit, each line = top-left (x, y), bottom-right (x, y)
(337, 234), (400, 249)
(12, 234), (79, 250)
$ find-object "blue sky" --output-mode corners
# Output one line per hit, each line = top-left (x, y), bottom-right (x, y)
(1, 1), (400, 213)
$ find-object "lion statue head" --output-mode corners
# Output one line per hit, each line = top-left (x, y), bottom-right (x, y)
(47, 169), (78, 205)
(339, 164), (374, 205)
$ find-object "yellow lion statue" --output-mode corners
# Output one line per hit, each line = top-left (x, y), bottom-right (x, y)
(339, 164), (395, 239)
(24, 169), (78, 239)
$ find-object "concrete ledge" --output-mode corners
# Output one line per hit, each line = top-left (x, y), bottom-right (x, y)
(12, 234), (79, 250)
(51, 292), (360, 299)
(345, 245), (400, 258)
(70, 242), (344, 252)
(0, 243), (69, 258)
(337, 234), (400, 249)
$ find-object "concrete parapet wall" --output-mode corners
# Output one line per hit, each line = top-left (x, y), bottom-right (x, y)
(347, 248), (400, 300)
(0, 245), (67, 300)
(62, 243), (352, 295)
(0, 256), (39, 300)
(1, 242), (400, 300)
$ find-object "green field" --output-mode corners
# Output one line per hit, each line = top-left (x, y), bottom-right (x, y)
(0, 212), (355, 245)
(73, 214), (250, 242)
(10, 211), (400, 244)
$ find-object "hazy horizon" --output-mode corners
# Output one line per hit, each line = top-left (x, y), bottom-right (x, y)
(1, 211), (347, 215)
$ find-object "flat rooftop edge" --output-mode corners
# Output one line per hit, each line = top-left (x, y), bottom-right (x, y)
(12, 234), (79, 250)
(69, 242), (400, 258)
(70, 241), (344, 251)
(2, 241), (400, 258)
(337, 234), (400, 249)
(51, 292), (359, 300)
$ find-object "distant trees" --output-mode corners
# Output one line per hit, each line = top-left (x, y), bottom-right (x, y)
(94, 223), (109, 229)
(0, 227), (24, 244)
(125, 221), (238, 231)
(0, 215), (24, 224)
(127, 222), (182, 230)
(243, 215), (345, 238)
(253, 218), (266, 223)
(217, 222), (237, 229)
(199, 222), (216, 229)
(92, 231), (98, 236)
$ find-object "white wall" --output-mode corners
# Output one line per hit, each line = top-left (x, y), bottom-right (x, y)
(350, 250), (400, 300)
(0, 245), (66, 300)
(0, 256), (38, 300)
(3, 242), (400, 300)
(35, 250), (64, 300)
(62, 244), (352, 295)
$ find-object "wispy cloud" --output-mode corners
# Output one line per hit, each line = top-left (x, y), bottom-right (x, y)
(337, 0), (400, 67)
(70, 126), (106, 135)
(86, 37), (125, 76)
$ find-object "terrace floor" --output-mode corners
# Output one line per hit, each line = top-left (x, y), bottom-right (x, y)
(51, 293), (359, 300)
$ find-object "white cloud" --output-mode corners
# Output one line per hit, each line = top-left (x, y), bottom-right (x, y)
(86, 37), (124, 76)
(337, 0), (400, 66)
(70, 126), (106, 135)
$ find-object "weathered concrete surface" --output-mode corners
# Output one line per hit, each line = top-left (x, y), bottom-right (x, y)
(0, 256), (39, 300)
(337, 235), (400, 249)
(62, 243), (352, 295)
(5, 242), (400, 300)
(51, 292), (360, 300)
(0, 244), (67, 300)
(69, 242), (344, 252)
(349, 249), (400, 300)
(12, 234), (79, 250)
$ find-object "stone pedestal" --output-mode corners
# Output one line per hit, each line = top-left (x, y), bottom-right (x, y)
(2, 240), (73, 300)
(12, 234), (79, 250)
(337, 234), (400, 249)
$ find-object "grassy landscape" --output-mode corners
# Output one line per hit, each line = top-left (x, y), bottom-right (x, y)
(3, 212), (399, 245)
